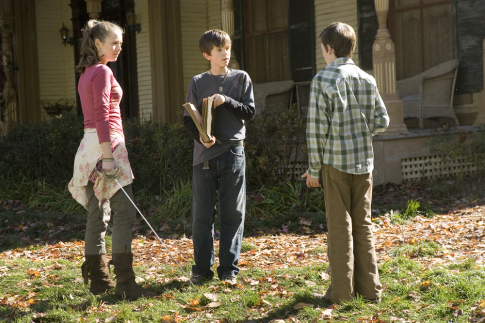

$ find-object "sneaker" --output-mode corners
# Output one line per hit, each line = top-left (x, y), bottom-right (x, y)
(190, 274), (210, 285)
(221, 276), (237, 286)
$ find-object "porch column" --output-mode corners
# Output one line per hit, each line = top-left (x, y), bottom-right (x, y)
(0, 0), (18, 131)
(85, 0), (102, 18)
(373, 0), (408, 134)
(473, 38), (485, 125)
(221, 0), (239, 69)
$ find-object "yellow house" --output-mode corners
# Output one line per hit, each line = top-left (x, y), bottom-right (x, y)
(1, 0), (484, 184)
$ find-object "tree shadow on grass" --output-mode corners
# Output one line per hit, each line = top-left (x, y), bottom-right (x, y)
(245, 293), (333, 322)
(0, 209), (86, 253)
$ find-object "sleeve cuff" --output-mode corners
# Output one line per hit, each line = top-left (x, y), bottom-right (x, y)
(307, 168), (321, 179)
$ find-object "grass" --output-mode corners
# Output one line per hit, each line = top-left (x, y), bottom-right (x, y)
(389, 240), (443, 258)
(1, 256), (484, 322)
(2, 173), (485, 321)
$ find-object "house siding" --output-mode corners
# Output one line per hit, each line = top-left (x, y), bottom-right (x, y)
(135, 0), (153, 121)
(180, 0), (211, 96)
(35, 0), (76, 119)
(314, 0), (359, 71)
(207, 0), (222, 30)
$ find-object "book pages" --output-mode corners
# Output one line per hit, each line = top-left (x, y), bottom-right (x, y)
(203, 97), (214, 141)
(183, 103), (211, 143)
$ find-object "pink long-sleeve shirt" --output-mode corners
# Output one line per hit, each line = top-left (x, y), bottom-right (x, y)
(78, 64), (123, 144)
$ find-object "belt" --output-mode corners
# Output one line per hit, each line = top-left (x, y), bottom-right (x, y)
(232, 140), (244, 147)
(219, 140), (244, 147)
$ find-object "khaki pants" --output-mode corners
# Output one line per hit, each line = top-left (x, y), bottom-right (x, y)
(322, 164), (382, 303)
(84, 181), (136, 255)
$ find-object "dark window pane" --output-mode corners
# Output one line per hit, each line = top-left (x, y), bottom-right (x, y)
(246, 0), (267, 34)
(246, 35), (267, 83)
(268, 0), (288, 30)
(268, 31), (290, 82)
(393, 0), (420, 9)
(423, 3), (453, 70)
(394, 9), (422, 79)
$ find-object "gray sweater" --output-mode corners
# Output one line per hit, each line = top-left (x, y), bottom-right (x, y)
(183, 69), (255, 166)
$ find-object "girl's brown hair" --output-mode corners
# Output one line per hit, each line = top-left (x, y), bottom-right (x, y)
(75, 20), (124, 74)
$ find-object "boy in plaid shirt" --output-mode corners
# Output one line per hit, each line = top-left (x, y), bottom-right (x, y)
(302, 22), (389, 303)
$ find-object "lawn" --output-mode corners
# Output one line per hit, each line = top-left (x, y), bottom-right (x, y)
(1, 180), (485, 322)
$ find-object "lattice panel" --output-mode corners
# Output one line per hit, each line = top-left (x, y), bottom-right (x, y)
(284, 162), (308, 178)
(401, 155), (477, 181)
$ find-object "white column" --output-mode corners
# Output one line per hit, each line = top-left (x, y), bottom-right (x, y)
(221, 0), (240, 69)
(373, 0), (408, 134)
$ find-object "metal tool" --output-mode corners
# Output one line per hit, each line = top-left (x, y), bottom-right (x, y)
(113, 177), (194, 286)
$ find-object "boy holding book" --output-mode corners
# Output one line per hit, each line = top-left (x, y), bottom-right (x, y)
(302, 22), (389, 303)
(183, 29), (255, 284)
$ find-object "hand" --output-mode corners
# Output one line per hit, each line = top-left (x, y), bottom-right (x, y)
(102, 159), (116, 173)
(211, 94), (225, 108)
(302, 172), (320, 188)
(200, 135), (216, 148)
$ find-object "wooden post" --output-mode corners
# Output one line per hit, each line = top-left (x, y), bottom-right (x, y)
(0, 0), (17, 130)
(221, 0), (239, 69)
(372, 0), (408, 134)
(473, 38), (485, 125)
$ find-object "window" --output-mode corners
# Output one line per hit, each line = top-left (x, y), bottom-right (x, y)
(244, 0), (290, 84)
(390, 0), (453, 80)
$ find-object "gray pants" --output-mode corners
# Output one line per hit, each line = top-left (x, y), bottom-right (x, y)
(84, 181), (136, 255)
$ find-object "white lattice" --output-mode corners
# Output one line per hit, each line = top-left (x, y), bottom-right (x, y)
(401, 155), (477, 181)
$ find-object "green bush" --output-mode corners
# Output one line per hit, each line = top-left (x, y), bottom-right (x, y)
(0, 113), (83, 186)
(423, 129), (485, 172)
(0, 109), (310, 226)
(0, 114), (194, 199)
(122, 118), (193, 195)
(245, 108), (307, 189)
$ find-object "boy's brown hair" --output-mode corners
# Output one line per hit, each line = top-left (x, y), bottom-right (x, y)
(319, 22), (356, 58)
(199, 29), (231, 56)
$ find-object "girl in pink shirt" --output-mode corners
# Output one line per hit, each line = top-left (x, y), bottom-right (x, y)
(68, 19), (155, 299)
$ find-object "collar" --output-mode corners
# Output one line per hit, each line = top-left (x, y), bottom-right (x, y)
(327, 57), (355, 68)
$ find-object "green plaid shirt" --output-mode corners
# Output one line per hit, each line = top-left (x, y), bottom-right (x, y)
(306, 57), (389, 177)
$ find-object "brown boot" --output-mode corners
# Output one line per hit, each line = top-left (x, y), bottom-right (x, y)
(81, 254), (116, 295)
(112, 253), (156, 299)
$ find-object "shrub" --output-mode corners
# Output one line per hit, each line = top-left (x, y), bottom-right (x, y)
(245, 108), (307, 189)
(0, 113), (83, 186)
(122, 118), (193, 195)
(0, 114), (194, 199)
(0, 109), (310, 223)
(423, 128), (485, 173)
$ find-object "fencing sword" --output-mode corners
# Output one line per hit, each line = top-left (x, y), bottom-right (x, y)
(102, 170), (194, 286)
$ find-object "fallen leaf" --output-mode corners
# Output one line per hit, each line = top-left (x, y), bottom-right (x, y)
(203, 293), (218, 301)
(160, 315), (178, 323)
(205, 302), (221, 308)
(320, 272), (329, 280)
(188, 298), (199, 306)
(420, 279), (431, 290)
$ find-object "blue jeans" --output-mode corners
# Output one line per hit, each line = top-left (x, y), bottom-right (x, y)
(191, 145), (246, 279)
